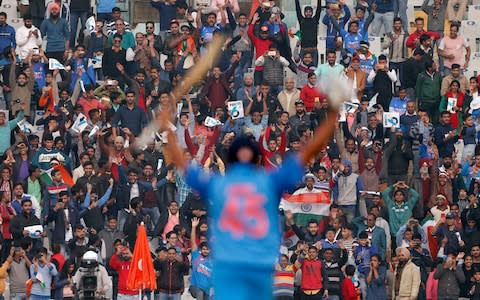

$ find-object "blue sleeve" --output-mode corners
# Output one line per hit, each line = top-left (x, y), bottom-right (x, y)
(82, 193), (91, 209)
(185, 165), (211, 199)
(10, 27), (16, 49)
(373, 266), (386, 286)
(64, 19), (71, 41)
(461, 162), (470, 177)
(98, 187), (112, 207)
(8, 110), (24, 130)
(343, 6), (351, 26)
(271, 155), (303, 196)
(333, 182), (339, 201)
(40, 21), (47, 37)
(322, 13), (330, 25)
(396, 224), (406, 247)
(150, 1), (162, 10)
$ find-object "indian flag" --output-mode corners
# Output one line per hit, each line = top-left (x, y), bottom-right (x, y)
(280, 190), (332, 226)
(39, 165), (74, 187)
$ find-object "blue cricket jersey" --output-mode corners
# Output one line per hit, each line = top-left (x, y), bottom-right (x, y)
(191, 251), (213, 294)
(186, 156), (303, 268)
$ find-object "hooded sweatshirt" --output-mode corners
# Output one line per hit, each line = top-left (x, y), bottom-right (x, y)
(333, 160), (363, 206)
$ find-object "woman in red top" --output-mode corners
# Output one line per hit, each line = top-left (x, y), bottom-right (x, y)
(440, 79), (464, 129)
(0, 191), (16, 262)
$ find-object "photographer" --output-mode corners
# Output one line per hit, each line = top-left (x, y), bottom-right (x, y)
(408, 233), (433, 300)
(366, 54), (397, 111)
(109, 242), (137, 298)
(434, 250), (466, 299)
(29, 248), (58, 300)
(67, 224), (100, 264)
(73, 251), (112, 300)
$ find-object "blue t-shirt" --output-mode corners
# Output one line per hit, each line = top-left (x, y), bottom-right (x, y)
(191, 251), (213, 293)
(32, 62), (47, 89)
(186, 156), (303, 268)
(389, 97), (408, 115)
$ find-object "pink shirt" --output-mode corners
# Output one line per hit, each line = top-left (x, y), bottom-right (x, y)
(439, 36), (469, 69)
(162, 213), (179, 240)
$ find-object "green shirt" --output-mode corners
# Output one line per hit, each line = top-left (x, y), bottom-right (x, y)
(27, 177), (42, 207)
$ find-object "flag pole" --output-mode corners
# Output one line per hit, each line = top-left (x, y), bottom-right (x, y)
(138, 289), (141, 300)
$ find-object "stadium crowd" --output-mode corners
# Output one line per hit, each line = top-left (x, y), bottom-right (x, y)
(1, 0), (480, 299)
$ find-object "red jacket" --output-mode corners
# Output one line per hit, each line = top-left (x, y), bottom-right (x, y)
(341, 277), (357, 300)
(299, 258), (324, 291)
(259, 127), (286, 169)
(406, 30), (441, 49)
(299, 84), (326, 112)
(248, 23), (272, 71)
(110, 254), (137, 295)
(0, 205), (15, 239)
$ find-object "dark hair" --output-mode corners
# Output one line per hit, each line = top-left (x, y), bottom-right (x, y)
(378, 54), (387, 61)
(451, 63), (461, 70)
(126, 90), (136, 96)
(450, 22), (460, 31)
(13, 182), (24, 190)
(82, 161), (94, 168)
(307, 219), (319, 226)
(199, 242), (209, 249)
(113, 33), (123, 40)
(0, 12), (7, 18)
(415, 17), (424, 23)
(393, 17), (402, 23)
(345, 264), (356, 276)
(419, 34), (431, 44)
(440, 110), (451, 117)
(130, 197), (142, 209)
(28, 165), (39, 176)
(307, 72), (316, 79)
(59, 191), (68, 198)
(326, 49), (336, 56)
(450, 79), (460, 87)
(166, 231), (177, 239)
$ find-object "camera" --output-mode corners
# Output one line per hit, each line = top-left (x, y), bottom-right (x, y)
(77, 250), (100, 300)
(15, 99), (21, 104)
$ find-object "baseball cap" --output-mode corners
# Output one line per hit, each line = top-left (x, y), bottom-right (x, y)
(260, 25), (269, 33)
(295, 99), (304, 105)
(446, 212), (455, 219)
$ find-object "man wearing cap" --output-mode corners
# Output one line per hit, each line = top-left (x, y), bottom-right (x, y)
(16, 15), (43, 62)
(105, 7), (131, 35)
(433, 211), (465, 253)
(249, 13), (273, 85)
(40, 3), (70, 64)
(289, 99), (312, 136)
(355, 41), (377, 96)
(345, 55), (366, 100)
(295, 0), (321, 65)
(431, 194), (451, 222)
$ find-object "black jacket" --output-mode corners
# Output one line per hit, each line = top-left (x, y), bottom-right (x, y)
(9, 212), (41, 242)
(154, 259), (189, 293)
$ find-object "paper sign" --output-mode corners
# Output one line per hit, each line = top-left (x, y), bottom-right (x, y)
(17, 119), (35, 134)
(383, 112), (400, 128)
(71, 113), (88, 133)
(204, 116), (221, 127)
(49, 58), (65, 70)
(344, 102), (359, 114)
(85, 16), (96, 33)
(447, 97), (457, 113)
(227, 101), (245, 119)
(176, 102), (183, 117)
(88, 125), (99, 138)
(24, 225), (43, 234)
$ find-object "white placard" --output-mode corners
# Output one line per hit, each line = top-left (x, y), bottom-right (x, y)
(48, 58), (65, 70)
(447, 97), (457, 113)
(17, 119), (35, 134)
(383, 112), (400, 128)
(71, 113), (88, 133)
(204, 116), (221, 127)
(227, 101), (245, 119)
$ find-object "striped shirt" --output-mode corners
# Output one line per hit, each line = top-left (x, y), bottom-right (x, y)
(273, 264), (295, 297)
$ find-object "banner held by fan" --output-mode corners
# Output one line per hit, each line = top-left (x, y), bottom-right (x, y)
(127, 223), (156, 292)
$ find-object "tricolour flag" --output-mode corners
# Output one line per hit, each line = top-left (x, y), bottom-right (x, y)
(39, 165), (74, 187)
(280, 190), (331, 226)
(127, 223), (157, 291)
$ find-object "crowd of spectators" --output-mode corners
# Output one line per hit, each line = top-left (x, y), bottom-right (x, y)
(1, 0), (480, 299)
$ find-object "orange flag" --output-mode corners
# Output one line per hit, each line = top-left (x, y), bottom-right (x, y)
(53, 164), (74, 187)
(127, 223), (157, 291)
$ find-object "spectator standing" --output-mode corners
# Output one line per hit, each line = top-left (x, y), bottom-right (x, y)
(382, 181), (419, 239)
(367, 54), (397, 110)
(40, 3), (70, 66)
(434, 251), (466, 299)
(416, 61), (442, 123)
(68, 0), (89, 47)
(295, 0), (322, 65)
(30, 248), (58, 300)
(370, 0), (394, 37)
(392, 247), (421, 299)
(438, 23), (471, 75)
(15, 15), (43, 61)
